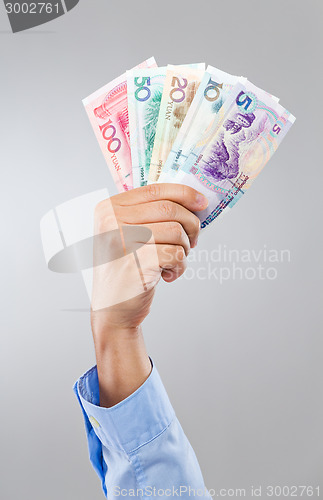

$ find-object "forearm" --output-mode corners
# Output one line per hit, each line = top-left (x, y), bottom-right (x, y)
(91, 319), (151, 408)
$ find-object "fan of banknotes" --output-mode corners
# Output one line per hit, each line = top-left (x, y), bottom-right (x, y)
(83, 57), (295, 229)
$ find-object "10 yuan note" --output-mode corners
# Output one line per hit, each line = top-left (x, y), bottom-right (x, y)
(159, 66), (244, 182)
(83, 57), (157, 193)
(171, 82), (295, 229)
(127, 67), (167, 188)
(148, 63), (205, 184)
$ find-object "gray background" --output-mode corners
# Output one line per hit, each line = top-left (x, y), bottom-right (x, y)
(1, 1), (322, 498)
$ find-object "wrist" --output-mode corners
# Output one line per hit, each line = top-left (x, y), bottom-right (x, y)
(91, 307), (142, 343)
(91, 317), (151, 407)
(92, 321), (142, 350)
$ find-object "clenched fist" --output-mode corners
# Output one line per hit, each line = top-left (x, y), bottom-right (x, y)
(90, 183), (208, 407)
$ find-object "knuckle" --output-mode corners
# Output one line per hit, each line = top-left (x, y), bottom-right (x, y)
(144, 183), (160, 200)
(159, 245), (173, 267)
(175, 245), (186, 262)
(94, 199), (119, 233)
(161, 244), (185, 268)
(159, 200), (176, 218)
(170, 221), (184, 240)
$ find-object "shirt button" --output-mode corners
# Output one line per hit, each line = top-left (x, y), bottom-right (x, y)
(89, 416), (100, 429)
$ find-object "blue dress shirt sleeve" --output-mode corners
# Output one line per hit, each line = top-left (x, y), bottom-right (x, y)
(74, 360), (211, 499)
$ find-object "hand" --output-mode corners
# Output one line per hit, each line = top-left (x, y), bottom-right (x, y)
(90, 183), (208, 407)
(91, 183), (208, 330)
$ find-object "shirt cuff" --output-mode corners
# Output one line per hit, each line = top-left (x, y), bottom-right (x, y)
(74, 360), (175, 454)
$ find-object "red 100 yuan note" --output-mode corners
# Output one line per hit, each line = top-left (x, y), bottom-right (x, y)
(83, 57), (157, 192)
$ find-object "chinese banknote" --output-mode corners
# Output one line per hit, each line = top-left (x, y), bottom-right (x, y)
(83, 58), (295, 229)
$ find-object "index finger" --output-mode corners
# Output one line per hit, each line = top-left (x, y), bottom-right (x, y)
(114, 183), (209, 212)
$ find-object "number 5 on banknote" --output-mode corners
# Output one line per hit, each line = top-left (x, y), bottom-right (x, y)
(170, 81), (295, 229)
